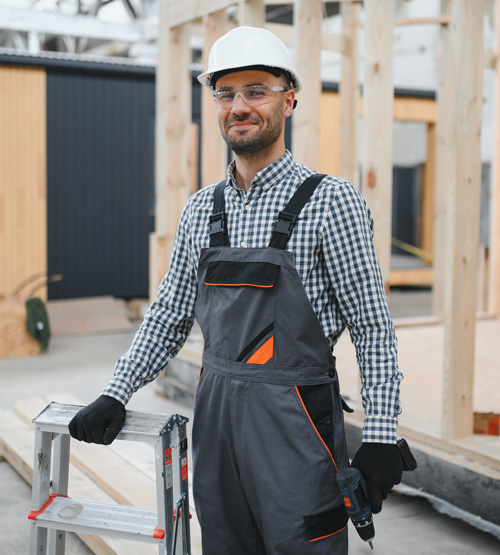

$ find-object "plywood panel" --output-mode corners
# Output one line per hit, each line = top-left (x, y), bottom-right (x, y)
(0, 66), (46, 300)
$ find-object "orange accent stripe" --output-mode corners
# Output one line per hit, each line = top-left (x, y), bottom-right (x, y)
(246, 336), (274, 364)
(309, 526), (347, 542)
(295, 385), (338, 471)
(28, 493), (68, 520)
(204, 282), (273, 288)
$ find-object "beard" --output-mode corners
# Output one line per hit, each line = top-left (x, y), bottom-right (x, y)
(219, 100), (285, 158)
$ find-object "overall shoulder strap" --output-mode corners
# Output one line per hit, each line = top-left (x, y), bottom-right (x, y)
(268, 173), (326, 250)
(209, 180), (230, 247)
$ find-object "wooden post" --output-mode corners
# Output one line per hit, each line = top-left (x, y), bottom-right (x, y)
(441, 0), (485, 440)
(339, 0), (360, 187)
(420, 122), (436, 256)
(151, 1), (192, 300)
(489, 0), (500, 316)
(433, 0), (452, 318)
(201, 10), (229, 188)
(360, 0), (395, 288)
(293, 0), (322, 169)
(239, 0), (265, 26)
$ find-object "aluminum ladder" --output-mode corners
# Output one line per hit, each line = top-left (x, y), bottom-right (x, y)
(28, 402), (191, 555)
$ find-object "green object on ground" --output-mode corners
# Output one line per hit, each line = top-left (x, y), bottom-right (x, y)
(25, 297), (51, 352)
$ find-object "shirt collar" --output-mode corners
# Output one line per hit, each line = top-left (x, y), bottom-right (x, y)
(226, 150), (295, 192)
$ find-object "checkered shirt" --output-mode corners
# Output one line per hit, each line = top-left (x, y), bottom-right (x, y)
(102, 150), (402, 444)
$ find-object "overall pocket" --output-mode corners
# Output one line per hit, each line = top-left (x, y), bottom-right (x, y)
(197, 260), (279, 362)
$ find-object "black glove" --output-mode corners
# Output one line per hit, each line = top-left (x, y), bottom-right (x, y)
(68, 395), (126, 445)
(351, 442), (402, 514)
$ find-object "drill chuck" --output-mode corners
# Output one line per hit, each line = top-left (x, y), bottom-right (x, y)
(337, 467), (375, 548)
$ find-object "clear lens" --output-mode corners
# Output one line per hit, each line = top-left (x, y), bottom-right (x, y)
(212, 85), (288, 107)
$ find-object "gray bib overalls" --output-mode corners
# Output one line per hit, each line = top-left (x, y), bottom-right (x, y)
(192, 175), (349, 554)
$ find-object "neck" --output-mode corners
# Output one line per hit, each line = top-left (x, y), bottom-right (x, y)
(233, 142), (286, 191)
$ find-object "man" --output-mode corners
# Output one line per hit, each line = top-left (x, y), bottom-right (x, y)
(69, 26), (403, 554)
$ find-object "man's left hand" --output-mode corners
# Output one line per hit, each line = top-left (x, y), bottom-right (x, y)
(350, 442), (402, 513)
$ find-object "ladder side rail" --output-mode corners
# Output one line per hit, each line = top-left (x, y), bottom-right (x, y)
(29, 427), (52, 554)
(177, 417), (191, 555)
(48, 433), (71, 555)
(157, 427), (175, 554)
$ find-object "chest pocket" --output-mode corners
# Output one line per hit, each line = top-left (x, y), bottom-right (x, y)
(197, 259), (279, 363)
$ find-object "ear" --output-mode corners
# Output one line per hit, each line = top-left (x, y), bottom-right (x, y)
(283, 90), (296, 118)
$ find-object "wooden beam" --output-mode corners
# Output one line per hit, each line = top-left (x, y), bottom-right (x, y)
(358, 16), (451, 28)
(392, 96), (437, 123)
(360, 0), (395, 288)
(389, 267), (434, 287)
(490, 0), (500, 316)
(165, 0), (235, 29)
(441, 0), (485, 440)
(239, 0), (265, 26)
(293, 0), (322, 169)
(339, 0), (360, 186)
(266, 22), (348, 55)
(201, 10), (229, 188)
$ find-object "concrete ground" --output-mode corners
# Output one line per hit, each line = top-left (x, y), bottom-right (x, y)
(1, 292), (499, 554)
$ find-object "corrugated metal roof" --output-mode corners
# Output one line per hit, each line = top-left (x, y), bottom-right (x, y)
(0, 46), (156, 75)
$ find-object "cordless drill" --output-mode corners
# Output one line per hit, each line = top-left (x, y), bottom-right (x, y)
(337, 466), (375, 549)
(338, 438), (417, 550)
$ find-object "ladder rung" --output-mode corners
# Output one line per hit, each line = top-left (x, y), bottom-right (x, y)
(32, 402), (177, 443)
(30, 494), (165, 544)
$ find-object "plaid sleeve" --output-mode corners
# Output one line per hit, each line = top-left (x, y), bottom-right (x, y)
(321, 181), (403, 444)
(102, 200), (198, 404)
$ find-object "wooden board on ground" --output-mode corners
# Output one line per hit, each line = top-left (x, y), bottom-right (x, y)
(46, 296), (132, 335)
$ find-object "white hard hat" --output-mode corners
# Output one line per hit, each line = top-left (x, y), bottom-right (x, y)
(198, 26), (302, 93)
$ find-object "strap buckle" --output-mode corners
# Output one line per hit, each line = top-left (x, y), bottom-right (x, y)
(209, 212), (226, 236)
(273, 211), (297, 237)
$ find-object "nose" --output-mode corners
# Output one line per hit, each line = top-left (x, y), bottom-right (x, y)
(231, 92), (251, 113)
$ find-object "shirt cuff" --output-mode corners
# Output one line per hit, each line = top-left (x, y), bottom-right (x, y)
(362, 414), (399, 444)
(101, 376), (135, 406)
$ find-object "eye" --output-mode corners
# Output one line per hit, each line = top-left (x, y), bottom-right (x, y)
(215, 90), (235, 101)
(246, 88), (266, 98)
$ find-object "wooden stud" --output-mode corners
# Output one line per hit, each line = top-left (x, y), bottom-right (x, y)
(318, 92), (340, 176)
(201, 9), (228, 188)
(293, 0), (323, 169)
(441, 0), (485, 441)
(339, 1), (360, 187)
(433, 0), (453, 318)
(152, 3), (192, 298)
(360, 0), (395, 288)
(420, 123), (436, 257)
(489, 0), (500, 316)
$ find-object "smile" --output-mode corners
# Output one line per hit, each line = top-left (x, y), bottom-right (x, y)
(229, 121), (258, 131)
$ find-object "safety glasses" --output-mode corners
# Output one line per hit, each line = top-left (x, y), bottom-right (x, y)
(212, 85), (289, 108)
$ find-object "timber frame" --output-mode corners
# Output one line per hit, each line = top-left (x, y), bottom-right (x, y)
(151, 0), (500, 465)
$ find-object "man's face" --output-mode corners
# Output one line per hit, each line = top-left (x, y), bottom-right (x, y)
(214, 70), (295, 157)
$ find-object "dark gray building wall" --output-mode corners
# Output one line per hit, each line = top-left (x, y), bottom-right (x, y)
(46, 68), (155, 300)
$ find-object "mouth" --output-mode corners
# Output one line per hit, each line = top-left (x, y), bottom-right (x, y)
(228, 120), (258, 132)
